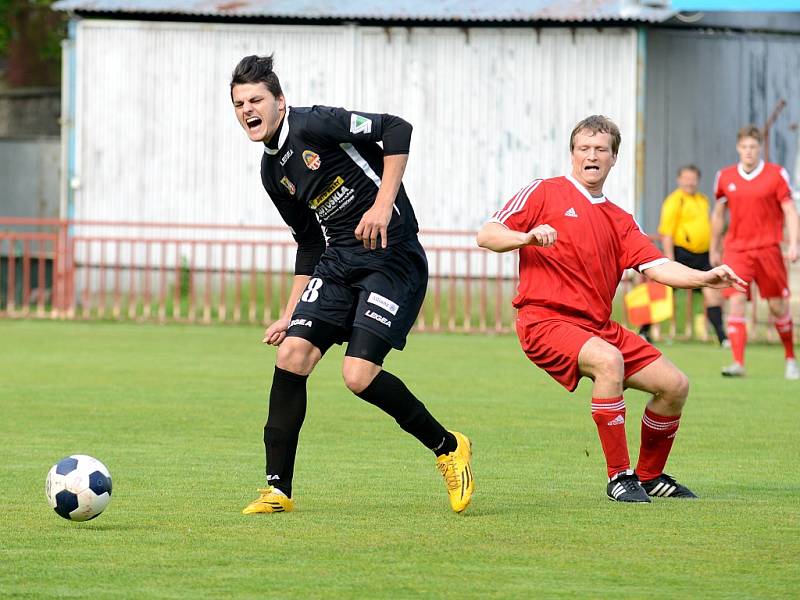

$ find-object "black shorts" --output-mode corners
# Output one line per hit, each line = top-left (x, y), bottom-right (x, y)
(674, 247), (712, 272)
(288, 236), (428, 350)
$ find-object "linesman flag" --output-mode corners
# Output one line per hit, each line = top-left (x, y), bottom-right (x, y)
(624, 282), (673, 326)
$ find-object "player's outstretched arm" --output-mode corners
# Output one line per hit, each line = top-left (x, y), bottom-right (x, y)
(477, 222), (557, 253)
(709, 201), (727, 266)
(643, 260), (746, 293)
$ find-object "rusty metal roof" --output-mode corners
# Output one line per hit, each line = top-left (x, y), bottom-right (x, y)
(52, 0), (676, 23)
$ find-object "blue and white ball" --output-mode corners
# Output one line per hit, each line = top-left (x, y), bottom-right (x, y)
(45, 455), (112, 521)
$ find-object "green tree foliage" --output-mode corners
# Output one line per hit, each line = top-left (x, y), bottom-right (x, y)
(0, 0), (67, 87)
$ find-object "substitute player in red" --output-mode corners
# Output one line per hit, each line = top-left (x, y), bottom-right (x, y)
(710, 125), (799, 380)
(478, 115), (745, 502)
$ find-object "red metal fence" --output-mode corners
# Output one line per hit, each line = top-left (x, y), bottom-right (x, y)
(0, 218), (520, 333)
(1, 217), (793, 339)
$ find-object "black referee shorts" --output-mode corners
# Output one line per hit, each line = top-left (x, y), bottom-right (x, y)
(287, 236), (428, 351)
(674, 246), (712, 271)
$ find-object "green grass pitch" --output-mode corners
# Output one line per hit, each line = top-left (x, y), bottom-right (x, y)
(1, 320), (798, 599)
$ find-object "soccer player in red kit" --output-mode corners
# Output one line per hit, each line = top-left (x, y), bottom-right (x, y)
(710, 125), (799, 380)
(477, 116), (745, 502)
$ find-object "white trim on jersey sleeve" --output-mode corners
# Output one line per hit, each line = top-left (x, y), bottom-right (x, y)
(490, 179), (542, 224)
(637, 257), (669, 272)
(737, 160), (764, 181)
(779, 167), (791, 185)
(779, 167), (794, 200)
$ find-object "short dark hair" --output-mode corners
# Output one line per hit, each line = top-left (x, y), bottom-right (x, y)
(569, 115), (621, 156)
(737, 125), (762, 144)
(677, 164), (701, 178)
(230, 54), (283, 99)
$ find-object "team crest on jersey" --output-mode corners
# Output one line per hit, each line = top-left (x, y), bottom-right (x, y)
(350, 114), (372, 134)
(728, 183), (737, 192)
(280, 176), (296, 195)
(302, 150), (321, 170)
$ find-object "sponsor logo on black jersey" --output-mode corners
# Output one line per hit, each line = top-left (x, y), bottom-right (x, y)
(280, 148), (294, 166)
(302, 150), (321, 170)
(280, 176), (296, 195)
(310, 176), (355, 219)
(350, 114), (372, 134)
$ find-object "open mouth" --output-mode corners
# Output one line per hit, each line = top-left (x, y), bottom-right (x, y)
(584, 165), (600, 172)
(246, 116), (263, 130)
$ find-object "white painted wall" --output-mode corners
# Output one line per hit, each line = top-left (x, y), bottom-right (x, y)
(70, 19), (638, 240)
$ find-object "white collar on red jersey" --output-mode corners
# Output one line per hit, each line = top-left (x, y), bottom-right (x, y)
(565, 174), (607, 204)
(263, 106), (291, 156)
(737, 159), (764, 181)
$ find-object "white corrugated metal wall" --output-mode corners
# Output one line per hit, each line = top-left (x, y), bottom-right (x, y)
(71, 19), (639, 235)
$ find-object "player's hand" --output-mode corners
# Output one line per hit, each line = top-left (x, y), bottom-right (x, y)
(786, 244), (799, 263)
(709, 248), (722, 267)
(355, 203), (393, 250)
(263, 317), (290, 346)
(525, 224), (557, 247)
(704, 264), (747, 293)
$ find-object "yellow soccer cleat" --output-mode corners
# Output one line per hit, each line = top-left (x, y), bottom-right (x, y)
(241, 487), (295, 514)
(436, 431), (474, 513)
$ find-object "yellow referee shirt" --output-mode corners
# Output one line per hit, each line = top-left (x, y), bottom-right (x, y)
(656, 188), (711, 254)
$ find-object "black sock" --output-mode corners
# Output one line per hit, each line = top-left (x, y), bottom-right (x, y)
(263, 366), (308, 497)
(356, 370), (457, 456)
(706, 306), (727, 344)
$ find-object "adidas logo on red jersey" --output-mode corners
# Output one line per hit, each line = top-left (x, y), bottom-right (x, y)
(564, 207), (578, 218)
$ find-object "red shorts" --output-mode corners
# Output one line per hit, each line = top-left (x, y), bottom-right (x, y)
(722, 245), (790, 300)
(515, 312), (662, 392)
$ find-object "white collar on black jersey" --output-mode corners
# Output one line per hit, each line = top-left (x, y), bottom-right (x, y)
(737, 159), (764, 181)
(565, 174), (607, 204)
(263, 106), (291, 156)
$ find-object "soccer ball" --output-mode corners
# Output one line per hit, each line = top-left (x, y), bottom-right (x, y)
(45, 455), (113, 521)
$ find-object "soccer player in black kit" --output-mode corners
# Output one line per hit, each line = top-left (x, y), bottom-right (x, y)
(231, 55), (474, 514)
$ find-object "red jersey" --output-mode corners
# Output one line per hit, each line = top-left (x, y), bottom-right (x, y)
(489, 175), (666, 328)
(713, 161), (792, 252)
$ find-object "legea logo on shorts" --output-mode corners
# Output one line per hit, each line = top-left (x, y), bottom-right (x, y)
(365, 310), (391, 328)
(290, 318), (313, 328)
(367, 292), (399, 315)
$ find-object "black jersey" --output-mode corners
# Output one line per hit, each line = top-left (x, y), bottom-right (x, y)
(260, 105), (419, 274)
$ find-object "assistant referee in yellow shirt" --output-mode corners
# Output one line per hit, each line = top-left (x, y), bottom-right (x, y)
(656, 165), (728, 345)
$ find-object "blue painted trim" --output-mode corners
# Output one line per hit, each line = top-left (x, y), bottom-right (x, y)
(635, 27), (647, 225)
(66, 18), (78, 222)
(672, 0), (800, 10)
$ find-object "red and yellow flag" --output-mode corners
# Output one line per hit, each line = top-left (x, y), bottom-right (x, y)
(624, 282), (673, 326)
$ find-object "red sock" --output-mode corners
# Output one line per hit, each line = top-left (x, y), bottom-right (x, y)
(774, 313), (795, 360)
(635, 408), (681, 481)
(591, 396), (629, 478)
(727, 316), (747, 365)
